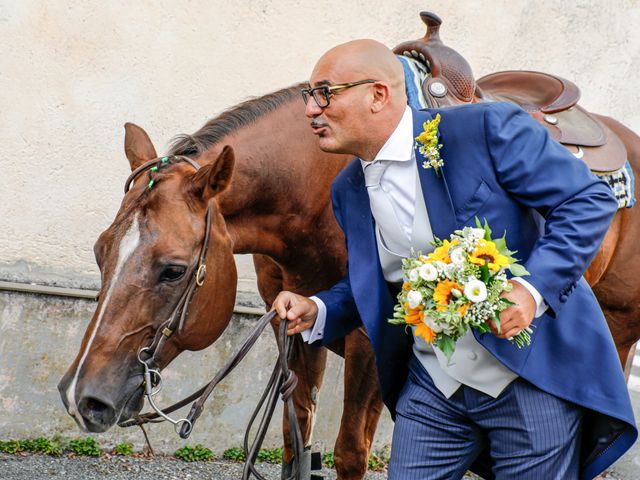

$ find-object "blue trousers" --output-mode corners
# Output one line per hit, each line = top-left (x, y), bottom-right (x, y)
(388, 355), (584, 479)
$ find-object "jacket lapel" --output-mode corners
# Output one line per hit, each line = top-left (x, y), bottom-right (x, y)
(344, 166), (394, 350)
(412, 108), (457, 240)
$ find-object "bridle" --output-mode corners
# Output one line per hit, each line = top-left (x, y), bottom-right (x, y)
(118, 155), (304, 480)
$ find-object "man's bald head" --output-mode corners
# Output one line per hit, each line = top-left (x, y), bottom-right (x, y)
(312, 39), (406, 101)
(306, 39), (408, 160)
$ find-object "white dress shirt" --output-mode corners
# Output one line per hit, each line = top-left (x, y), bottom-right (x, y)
(303, 105), (546, 343)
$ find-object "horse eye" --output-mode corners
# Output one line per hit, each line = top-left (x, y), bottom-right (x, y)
(159, 265), (187, 283)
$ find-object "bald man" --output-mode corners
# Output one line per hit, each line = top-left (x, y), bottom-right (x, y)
(274, 40), (635, 479)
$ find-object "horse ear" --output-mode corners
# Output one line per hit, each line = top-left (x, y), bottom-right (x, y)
(190, 145), (235, 200)
(124, 123), (158, 171)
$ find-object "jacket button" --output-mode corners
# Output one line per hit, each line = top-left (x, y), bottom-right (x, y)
(559, 294), (568, 303)
(467, 351), (478, 361)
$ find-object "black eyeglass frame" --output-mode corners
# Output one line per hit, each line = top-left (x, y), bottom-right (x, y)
(300, 79), (378, 108)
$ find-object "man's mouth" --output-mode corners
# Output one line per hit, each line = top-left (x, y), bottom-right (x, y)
(310, 121), (328, 134)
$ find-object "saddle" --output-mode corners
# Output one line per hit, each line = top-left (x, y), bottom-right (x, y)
(393, 11), (627, 173)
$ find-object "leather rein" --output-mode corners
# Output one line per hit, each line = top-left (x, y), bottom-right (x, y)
(117, 155), (304, 480)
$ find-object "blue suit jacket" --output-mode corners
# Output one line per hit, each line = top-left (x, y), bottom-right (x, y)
(314, 103), (636, 478)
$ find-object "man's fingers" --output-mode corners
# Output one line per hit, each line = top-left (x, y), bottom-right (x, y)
(286, 318), (302, 336)
(273, 291), (296, 319)
(503, 327), (522, 340)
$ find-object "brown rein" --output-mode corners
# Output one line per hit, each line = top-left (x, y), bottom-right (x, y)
(117, 155), (304, 480)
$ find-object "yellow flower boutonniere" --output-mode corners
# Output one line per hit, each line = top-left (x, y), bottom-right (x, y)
(415, 113), (443, 176)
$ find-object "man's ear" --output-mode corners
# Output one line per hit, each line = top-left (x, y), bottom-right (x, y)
(371, 82), (391, 113)
(190, 145), (235, 201)
(124, 123), (158, 171)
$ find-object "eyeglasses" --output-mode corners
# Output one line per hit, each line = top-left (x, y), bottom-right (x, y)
(301, 79), (378, 108)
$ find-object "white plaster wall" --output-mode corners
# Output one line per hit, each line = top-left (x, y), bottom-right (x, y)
(1, 0), (639, 293)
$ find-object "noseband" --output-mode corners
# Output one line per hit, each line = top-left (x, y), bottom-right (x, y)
(119, 155), (304, 480)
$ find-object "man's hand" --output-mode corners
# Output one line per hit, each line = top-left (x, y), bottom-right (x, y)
(488, 280), (536, 339)
(272, 291), (319, 336)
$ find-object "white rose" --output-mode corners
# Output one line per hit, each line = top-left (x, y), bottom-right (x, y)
(449, 248), (466, 265)
(423, 315), (443, 333)
(419, 263), (438, 282)
(408, 268), (420, 282)
(464, 279), (488, 303)
(407, 290), (423, 309)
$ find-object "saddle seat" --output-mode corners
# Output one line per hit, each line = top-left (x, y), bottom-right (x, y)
(476, 70), (580, 115)
(393, 11), (627, 173)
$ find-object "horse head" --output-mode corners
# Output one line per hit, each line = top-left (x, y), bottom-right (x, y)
(58, 123), (237, 432)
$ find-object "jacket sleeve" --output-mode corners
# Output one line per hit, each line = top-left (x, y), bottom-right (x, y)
(483, 103), (618, 315)
(312, 181), (362, 345)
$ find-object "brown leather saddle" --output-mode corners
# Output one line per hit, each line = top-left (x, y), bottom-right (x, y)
(393, 11), (627, 173)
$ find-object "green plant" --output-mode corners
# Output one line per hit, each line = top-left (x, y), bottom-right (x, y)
(0, 440), (22, 454)
(68, 437), (101, 457)
(113, 442), (134, 456)
(174, 444), (214, 462)
(257, 447), (282, 464)
(322, 452), (335, 468)
(367, 452), (388, 471)
(222, 447), (246, 462)
(0, 437), (65, 456)
(45, 436), (67, 456)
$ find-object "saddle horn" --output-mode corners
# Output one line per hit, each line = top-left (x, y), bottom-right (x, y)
(393, 11), (477, 106)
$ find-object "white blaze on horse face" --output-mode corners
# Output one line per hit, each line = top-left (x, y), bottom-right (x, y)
(65, 215), (141, 430)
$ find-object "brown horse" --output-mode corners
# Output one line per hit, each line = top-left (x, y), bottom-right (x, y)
(59, 37), (640, 480)
(58, 87), (383, 478)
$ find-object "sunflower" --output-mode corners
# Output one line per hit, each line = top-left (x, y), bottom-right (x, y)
(433, 280), (464, 311)
(468, 240), (509, 272)
(403, 303), (424, 326)
(414, 322), (436, 343)
(457, 303), (470, 317)
(427, 239), (459, 264)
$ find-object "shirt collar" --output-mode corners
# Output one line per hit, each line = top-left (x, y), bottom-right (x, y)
(360, 105), (414, 171)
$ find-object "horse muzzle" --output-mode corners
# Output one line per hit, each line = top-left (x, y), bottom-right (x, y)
(58, 369), (145, 433)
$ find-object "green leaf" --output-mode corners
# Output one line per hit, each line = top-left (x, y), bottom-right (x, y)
(483, 218), (493, 241)
(475, 216), (482, 229)
(509, 263), (530, 277)
(437, 336), (456, 362)
(500, 297), (516, 306)
(494, 233), (507, 254)
(492, 312), (501, 333)
(480, 264), (490, 283)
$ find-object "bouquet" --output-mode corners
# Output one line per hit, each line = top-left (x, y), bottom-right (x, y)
(389, 218), (532, 361)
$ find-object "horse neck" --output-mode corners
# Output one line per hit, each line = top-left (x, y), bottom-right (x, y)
(198, 100), (350, 259)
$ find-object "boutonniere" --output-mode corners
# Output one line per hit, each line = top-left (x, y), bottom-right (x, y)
(415, 113), (443, 176)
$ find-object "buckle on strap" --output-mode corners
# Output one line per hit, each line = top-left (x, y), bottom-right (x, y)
(195, 264), (207, 287)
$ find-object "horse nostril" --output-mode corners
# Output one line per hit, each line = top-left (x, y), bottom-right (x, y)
(77, 396), (117, 432)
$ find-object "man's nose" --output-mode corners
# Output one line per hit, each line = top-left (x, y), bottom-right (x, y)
(305, 99), (322, 118)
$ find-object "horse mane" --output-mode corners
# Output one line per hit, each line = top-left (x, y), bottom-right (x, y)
(169, 82), (307, 157)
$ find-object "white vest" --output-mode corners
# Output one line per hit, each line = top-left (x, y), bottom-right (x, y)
(375, 174), (517, 398)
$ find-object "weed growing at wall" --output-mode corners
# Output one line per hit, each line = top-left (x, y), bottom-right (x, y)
(0, 437), (65, 456)
(222, 447), (246, 462)
(68, 437), (101, 457)
(322, 451), (389, 471)
(113, 442), (134, 456)
(174, 444), (214, 462)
